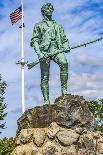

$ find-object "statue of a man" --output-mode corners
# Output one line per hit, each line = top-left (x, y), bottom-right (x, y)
(30, 3), (70, 104)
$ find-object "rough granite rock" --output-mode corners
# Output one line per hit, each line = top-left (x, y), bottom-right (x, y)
(33, 128), (46, 147)
(18, 94), (96, 131)
(11, 142), (41, 155)
(16, 128), (33, 145)
(65, 145), (77, 155)
(42, 141), (62, 155)
(78, 130), (96, 153)
(97, 142), (103, 154)
(12, 122), (103, 155)
(47, 122), (60, 139)
(56, 129), (80, 146)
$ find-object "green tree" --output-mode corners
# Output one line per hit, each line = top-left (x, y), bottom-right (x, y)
(0, 137), (16, 155)
(86, 99), (103, 132)
(0, 74), (7, 134)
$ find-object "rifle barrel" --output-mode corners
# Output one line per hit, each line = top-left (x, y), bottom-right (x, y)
(70, 37), (102, 50)
(27, 37), (102, 69)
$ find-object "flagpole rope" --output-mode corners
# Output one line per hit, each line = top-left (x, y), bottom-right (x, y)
(21, 0), (25, 114)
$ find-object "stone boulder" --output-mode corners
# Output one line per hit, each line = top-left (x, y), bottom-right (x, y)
(33, 128), (46, 147)
(56, 129), (80, 146)
(11, 142), (41, 155)
(18, 94), (96, 131)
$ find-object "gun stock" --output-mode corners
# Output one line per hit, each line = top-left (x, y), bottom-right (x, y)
(27, 60), (39, 69)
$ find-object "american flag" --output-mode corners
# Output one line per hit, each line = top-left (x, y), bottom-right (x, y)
(10, 6), (22, 25)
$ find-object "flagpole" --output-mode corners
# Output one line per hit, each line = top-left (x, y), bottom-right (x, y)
(21, 0), (25, 113)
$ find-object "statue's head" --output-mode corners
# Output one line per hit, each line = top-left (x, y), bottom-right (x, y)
(41, 3), (54, 17)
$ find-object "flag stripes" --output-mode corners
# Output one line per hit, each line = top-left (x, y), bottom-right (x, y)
(10, 6), (22, 25)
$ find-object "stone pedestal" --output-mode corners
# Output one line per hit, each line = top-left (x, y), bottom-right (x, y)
(12, 122), (103, 155)
(12, 94), (103, 155)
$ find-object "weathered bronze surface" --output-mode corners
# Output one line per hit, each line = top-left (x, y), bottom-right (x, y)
(30, 3), (70, 104)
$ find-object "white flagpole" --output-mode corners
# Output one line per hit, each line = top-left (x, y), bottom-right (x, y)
(21, 0), (25, 113)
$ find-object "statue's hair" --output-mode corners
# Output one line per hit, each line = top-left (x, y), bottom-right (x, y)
(41, 3), (54, 15)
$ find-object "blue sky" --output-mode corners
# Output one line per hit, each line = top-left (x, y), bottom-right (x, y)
(0, 0), (103, 138)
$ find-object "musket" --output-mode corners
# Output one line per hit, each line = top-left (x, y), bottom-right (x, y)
(27, 37), (102, 70)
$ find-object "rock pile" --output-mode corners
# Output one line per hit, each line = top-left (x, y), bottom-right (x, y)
(12, 122), (103, 155)
(11, 94), (103, 154)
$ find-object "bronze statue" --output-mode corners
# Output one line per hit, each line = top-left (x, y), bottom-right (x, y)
(30, 3), (70, 104)
(28, 3), (102, 104)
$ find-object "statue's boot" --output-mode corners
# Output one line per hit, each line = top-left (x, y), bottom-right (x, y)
(41, 84), (50, 104)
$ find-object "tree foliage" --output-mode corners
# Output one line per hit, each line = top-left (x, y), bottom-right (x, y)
(0, 74), (7, 133)
(0, 137), (16, 155)
(86, 99), (103, 132)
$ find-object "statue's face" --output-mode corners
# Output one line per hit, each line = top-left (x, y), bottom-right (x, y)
(43, 5), (53, 16)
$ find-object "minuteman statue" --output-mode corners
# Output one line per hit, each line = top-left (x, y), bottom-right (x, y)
(30, 3), (70, 104)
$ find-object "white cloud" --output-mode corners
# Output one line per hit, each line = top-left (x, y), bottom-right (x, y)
(75, 52), (103, 67)
(55, 0), (88, 13)
(69, 72), (103, 99)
